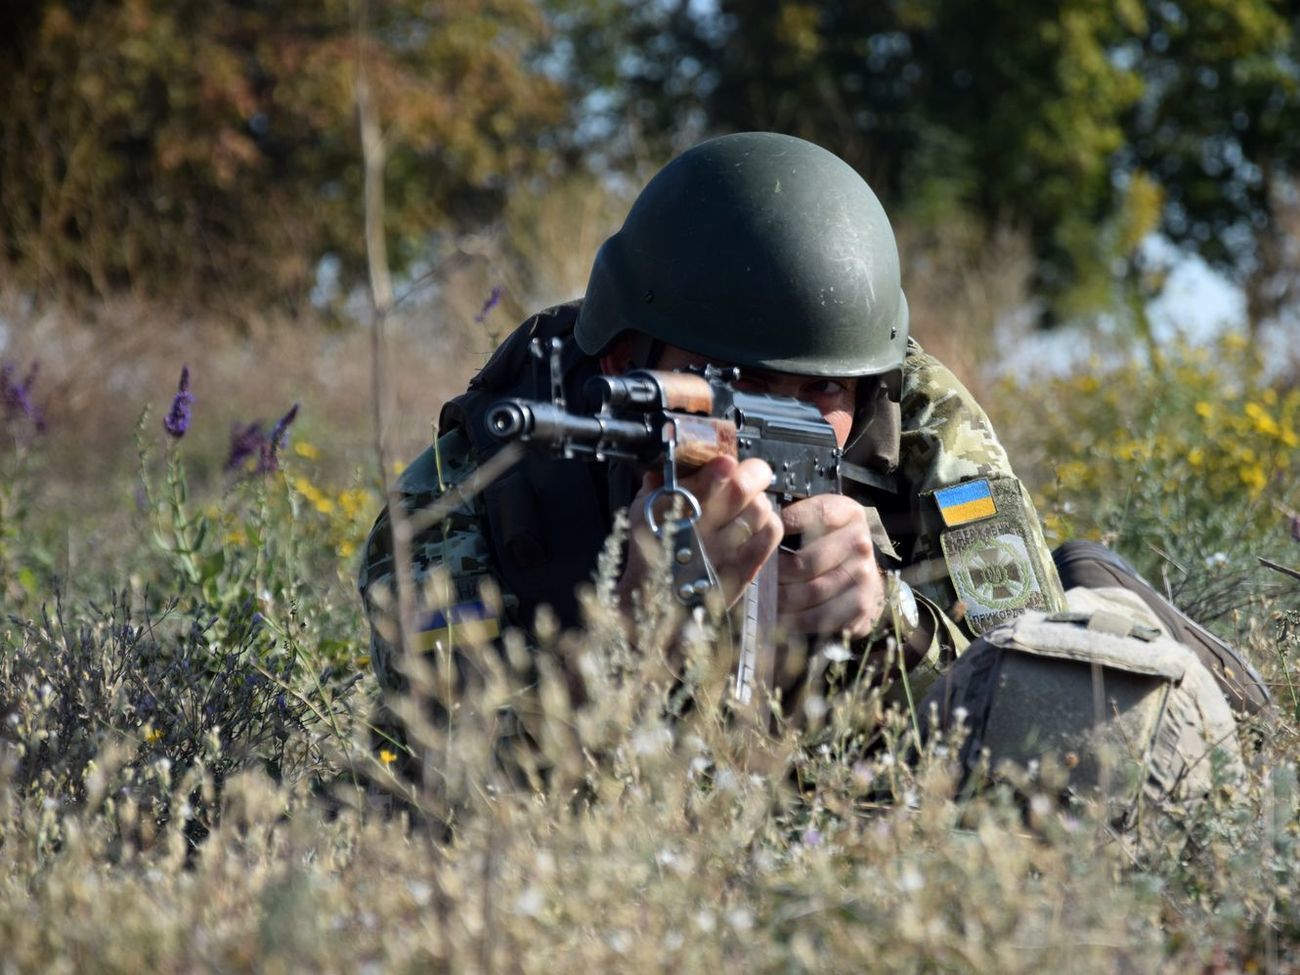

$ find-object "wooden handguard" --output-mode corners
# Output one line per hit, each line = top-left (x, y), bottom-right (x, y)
(641, 370), (715, 415)
(665, 414), (739, 470)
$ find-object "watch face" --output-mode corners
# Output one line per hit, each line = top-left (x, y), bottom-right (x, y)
(896, 579), (920, 631)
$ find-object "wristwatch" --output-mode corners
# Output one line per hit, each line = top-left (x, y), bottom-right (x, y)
(866, 569), (920, 647)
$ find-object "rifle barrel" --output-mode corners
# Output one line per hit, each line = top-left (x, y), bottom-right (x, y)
(485, 400), (657, 457)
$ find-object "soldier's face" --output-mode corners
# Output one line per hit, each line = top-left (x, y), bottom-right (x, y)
(653, 345), (858, 449)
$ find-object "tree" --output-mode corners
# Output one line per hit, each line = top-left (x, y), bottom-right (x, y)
(556, 0), (1300, 326)
(0, 0), (565, 310)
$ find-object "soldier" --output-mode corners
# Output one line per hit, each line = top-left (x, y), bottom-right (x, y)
(359, 132), (1267, 814)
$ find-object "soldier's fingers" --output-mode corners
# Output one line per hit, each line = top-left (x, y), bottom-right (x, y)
(781, 565), (886, 637)
(695, 457), (775, 531)
(779, 521), (874, 582)
(779, 552), (880, 615)
(780, 494), (866, 540)
(707, 506), (774, 608)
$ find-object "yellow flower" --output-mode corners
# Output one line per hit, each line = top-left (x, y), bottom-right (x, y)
(312, 496), (335, 515)
(1239, 464), (1267, 493)
(1194, 401), (1213, 420)
(145, 727), (164, 744)
(1187, 447), (1204, 467)
(338, 488), (372, 519)
(337, 539), (357, 559)
(379, 749), (398, 766)
(294, 441), (322, 460)
(1244, 402), (1280, 436)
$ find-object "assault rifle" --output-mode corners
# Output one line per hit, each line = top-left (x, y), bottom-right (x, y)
(486, 338), (875, 705)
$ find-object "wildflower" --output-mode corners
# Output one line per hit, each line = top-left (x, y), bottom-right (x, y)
(474, 284), (504, 324)
(1244, 401), (1280, 437)
(258, 402), (299, 473)
(821, 642), (852, 663)
(162, 365), (193, 438)
(225, 420), (264, 471)
(898, 866), (924, 893)
(224, 403), (300, 475)
(1239, 464), (1267, 493)
(378, 748), (397, 765)
(513, 886), (544, 918)
(1194, 400), (1213, 420)
(293, 440), (321, 460)
(144, 727), (164, 744)
(1, 360), (46, 432)
(269, 402), (299, 451)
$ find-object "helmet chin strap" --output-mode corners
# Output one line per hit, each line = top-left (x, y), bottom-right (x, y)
(843, 370), (902, 475)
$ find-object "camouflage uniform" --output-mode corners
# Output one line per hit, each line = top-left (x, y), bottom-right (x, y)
(358, 305), (1248, 816)
(358, 310), (1065, 701)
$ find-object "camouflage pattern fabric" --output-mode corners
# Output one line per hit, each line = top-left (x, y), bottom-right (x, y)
(358, 426), (504, 691)
(881, 340), (1065, 698)
(358, 334), (1064, 696)
(919, 585), (1244, 824)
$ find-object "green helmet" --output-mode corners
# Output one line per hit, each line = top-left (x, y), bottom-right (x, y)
(575, 131), (909, 378)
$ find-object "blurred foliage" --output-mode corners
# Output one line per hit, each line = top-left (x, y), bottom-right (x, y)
(1002, 330), (1300, 622)
(2, 0), (1299, 325)
(556, 0), (1300, 324)
(0, 0), (563, 309)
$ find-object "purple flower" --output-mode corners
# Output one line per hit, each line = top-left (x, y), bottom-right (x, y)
(270, 402), (299, 450)
(1, 360), (46, 433)
(225, 420), (264, 471)
(162, 365), (193, 439)
(474, 285), (504, 324)
(224, 403), (300, 475)
(258, 402), (299, 473)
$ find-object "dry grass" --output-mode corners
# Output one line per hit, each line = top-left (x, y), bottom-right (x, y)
(1, 192), (1297, 971)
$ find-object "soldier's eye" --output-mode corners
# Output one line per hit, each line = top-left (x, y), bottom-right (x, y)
(804, 379), (849, 397)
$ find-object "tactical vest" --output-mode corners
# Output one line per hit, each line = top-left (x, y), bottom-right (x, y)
(438, 301), (909, 632)
(438, 302), (623, 631)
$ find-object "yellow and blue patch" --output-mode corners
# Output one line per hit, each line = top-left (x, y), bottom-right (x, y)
(416, 600), (500, 651)
(934, 479), (998, 528)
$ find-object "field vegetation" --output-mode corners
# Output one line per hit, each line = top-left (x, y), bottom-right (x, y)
(0, 257), (1297, 971)
(3, 1), (1300, 970)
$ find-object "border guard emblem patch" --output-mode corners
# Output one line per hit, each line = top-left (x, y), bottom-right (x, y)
(928, 478), (1062, 634)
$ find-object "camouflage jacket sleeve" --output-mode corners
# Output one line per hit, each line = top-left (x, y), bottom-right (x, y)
(888, 339), (1065, 699)
(357, 427), (512, 691)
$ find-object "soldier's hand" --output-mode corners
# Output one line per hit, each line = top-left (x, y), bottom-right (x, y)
(777, 494), (886, 638)
(618, 455), (783, 610)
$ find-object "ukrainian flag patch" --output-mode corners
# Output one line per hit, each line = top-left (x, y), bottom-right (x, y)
(934, 479), (998, 528)
(416, 600), (500, 651)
